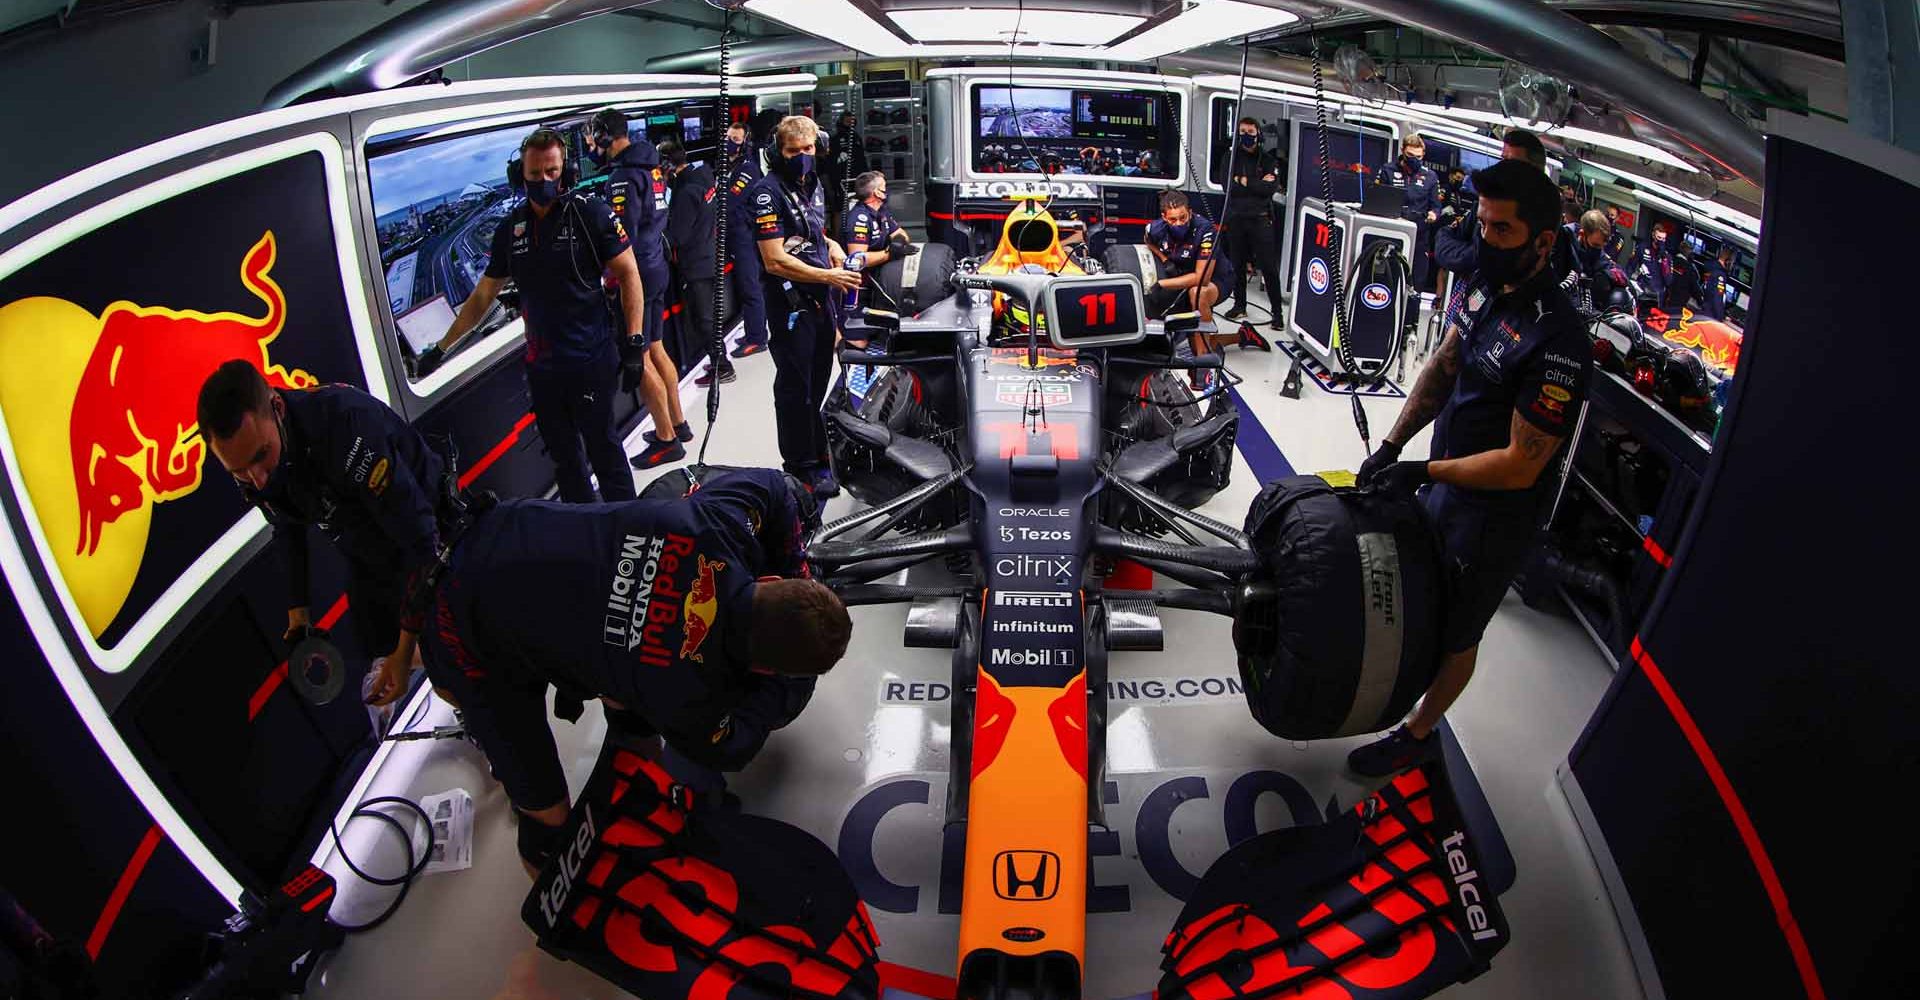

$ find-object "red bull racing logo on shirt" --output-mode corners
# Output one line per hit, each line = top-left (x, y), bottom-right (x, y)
(680, 554), (727, 662)
(602, 532), (697, 666)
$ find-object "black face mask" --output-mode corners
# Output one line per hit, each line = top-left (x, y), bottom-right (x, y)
(776, 151), (815, 184)
(239, 407), (294, 503)
(1238, 134), (1259, 149)
(1477, 235), (1543, 287)
(525, 177), (562, 208)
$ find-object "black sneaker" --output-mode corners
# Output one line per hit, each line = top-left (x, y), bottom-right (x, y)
(630, 435), (686, 469)
(1221, 304), (1247, 321)
(1346, 725), (1438, 778)
(730, 341), (767, 359)
(695, 365), (737, 387)
(673, 421), (694, 443)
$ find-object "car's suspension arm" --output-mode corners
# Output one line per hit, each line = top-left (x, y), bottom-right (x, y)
(1094, 527), (1261, 577)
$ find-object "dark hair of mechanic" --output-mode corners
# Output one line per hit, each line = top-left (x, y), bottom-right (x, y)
(196, 357), (274, 439)
(1500, 128), (1547, 169)
(853, 170), (885, 200)
(1159, 189), (1189, 213)
(1217, 116), (1285, 330)
(751, 578), (853, 675)
(656, 137), (688, 169)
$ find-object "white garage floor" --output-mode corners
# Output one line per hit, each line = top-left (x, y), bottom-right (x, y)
(302, 285), (1644, 1000)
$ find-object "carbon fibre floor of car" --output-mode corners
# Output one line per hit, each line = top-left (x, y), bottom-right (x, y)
(301, 293), (1644, 1000)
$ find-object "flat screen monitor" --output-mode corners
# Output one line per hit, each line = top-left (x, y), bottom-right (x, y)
(682, 116), (704, 144)
(970, 84), (1179, 180)
(1293, 124), (1391, 204)
(367, 122), (528, 372)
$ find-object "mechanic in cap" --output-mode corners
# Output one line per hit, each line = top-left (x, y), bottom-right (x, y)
(1145, 190), (1233, 368)
(199, 361), (464, 707)
(1550, 209), (1629, 311)
(1349, 158), (1591, 777)
(724, 121), (771, 359)
(1218, 117), (1286, 330)
(1374, 132), (1441, 290)
(419, 468), (852, 871)
(590, 109), (690, 469)
(745, 115), (864, 499)
(420, 128), (643, 504)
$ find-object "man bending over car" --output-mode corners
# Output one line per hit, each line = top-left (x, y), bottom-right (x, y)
(417, 468), (852, 871)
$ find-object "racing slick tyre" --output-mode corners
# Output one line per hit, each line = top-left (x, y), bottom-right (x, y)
(871, 241), (957, 317)
(1234, 475), (1448, 739)
(1103, 243), (1164, 293)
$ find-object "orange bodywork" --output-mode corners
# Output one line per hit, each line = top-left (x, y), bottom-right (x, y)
(956, 669), (1090, 968)
(975, 195), (1086, 330)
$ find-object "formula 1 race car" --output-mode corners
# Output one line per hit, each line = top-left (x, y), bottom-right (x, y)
(793, 198), (1498, 999)
(827, 195), (1240, 535)
(521, 199), (1513, 1000)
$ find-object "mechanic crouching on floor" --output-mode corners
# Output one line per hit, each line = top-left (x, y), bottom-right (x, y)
(747, 115), (864, 499)
(198, 361), (462, 706)
(1145, 190), (1232, 371)
(417, 468), (852, 873)
(1347, 159), (1591, 777)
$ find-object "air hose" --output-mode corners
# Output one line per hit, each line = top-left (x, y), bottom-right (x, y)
(1343, 237), (1412, 385)
(698, 1), (742, 465)
(1309, 23), (1373, 456)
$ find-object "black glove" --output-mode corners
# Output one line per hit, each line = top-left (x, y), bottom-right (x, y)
(890, 234), (919, 257)
(516, 812), (570, 870)
(1370, 460), (1433, 499)
(619, 337), (647, 393)
(1355, 440), (1402, 486)
(413, 345), (445, 378)
(284, 622), (330, 645)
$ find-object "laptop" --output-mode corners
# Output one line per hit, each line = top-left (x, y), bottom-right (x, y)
(1357, 184), (1407, 218)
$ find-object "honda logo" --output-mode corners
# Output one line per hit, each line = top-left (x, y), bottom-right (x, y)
(993, 850), (1061, 901)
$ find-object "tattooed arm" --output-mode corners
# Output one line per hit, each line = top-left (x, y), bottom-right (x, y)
(1429, 408), (1566, 491)
(1382, 327), (1463, 448)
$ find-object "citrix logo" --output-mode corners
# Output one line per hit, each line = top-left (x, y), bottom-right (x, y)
(994, 553), (1073, 578)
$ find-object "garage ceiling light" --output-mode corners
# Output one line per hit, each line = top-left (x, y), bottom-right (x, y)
(1404, 101), (1699, 173)
(1107, 1), (1299, 61)
(746, 0), (906, 57)
(889, 7), (1144, 46)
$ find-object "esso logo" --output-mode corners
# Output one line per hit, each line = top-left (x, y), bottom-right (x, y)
(1307, 258), (1330, 295)
(1362, 283), (1392, 309)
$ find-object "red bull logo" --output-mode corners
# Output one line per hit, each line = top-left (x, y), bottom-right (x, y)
(680, 554), (726, 661)
(68, 232), (315, 556)
(1664, 318), (1743, 373)
(0, 230), (314, 640)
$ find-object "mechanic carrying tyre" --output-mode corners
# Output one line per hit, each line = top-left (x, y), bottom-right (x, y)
(1346, 159), (1591, 777)
(416, 468), (850, 873)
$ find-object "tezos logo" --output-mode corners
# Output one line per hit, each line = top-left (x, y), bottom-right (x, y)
(1307, 258), (1330, 295)
(1000, 525), (1072, 542)
(1362, 283), (1392, 309)
(994, 553), (1073, 579)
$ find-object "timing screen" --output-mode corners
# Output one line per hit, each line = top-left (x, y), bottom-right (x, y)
(973, 85), (1177, 179)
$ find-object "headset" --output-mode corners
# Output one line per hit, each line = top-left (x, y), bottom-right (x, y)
(505, 126), (581, 194)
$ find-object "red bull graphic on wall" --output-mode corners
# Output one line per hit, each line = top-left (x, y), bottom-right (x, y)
(0, 149), (366, 663)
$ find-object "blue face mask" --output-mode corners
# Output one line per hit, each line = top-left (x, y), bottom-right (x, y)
(1238, 134), (1258, 149)
(725, 139), (743, 158)
(777, 151), (816, 183)
(1166, 222), (1192, 242)
(525, 177), (561, 208)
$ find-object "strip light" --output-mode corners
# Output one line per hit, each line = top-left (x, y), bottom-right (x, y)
(747, 0), (905, 56)
(1107, 1), (1299, 61)
(1404, 101), (1699, 173)
(889, 8), (1142, 45)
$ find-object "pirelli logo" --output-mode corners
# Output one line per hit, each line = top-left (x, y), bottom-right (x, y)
(993, 850), (1061, 901)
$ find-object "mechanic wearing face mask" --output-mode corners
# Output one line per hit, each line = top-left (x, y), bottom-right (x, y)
(1698, 244), (1734, 322)
(423, 127), (642, 505)
(745, 115), (864, 499)
(724, 122), (770, 359)
(841, 171), (916, 319)
(414, 468), (852, 873)
(1550, 209), (1628, 311)
(198, 361), (465, 709)
(1347, 159), (1591, 777)
(1218, 117), (1285, 330)
(657, 139), (735, 390)
(1634, 223), (1675, 307)
(1432, 129), (1548, 322)
(1375, 132), (1441, 291)
(824, 110), (869, 241)
(1601, 204), (1629, 263)
(590, 109), (689, 470)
